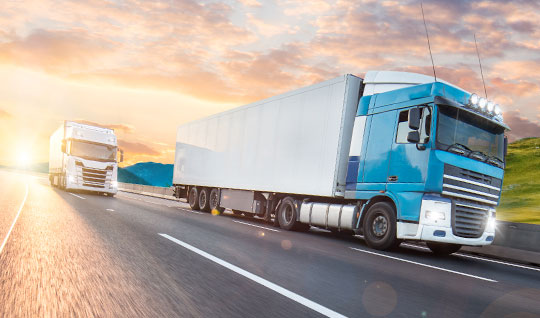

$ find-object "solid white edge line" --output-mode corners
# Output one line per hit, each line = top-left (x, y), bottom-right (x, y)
(159, 233), (347, 318)
(401, 243), (540, 272)
(350, 247), (497, 283)
(0, 183), (29, 255)
(232, 220), (280, 232)
(455, 253), (540, 272)
(69, 193), (86, 200)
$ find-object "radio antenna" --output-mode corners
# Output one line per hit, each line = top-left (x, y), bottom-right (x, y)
(421, 3), (437, 82)
(474, 33), (488, 98)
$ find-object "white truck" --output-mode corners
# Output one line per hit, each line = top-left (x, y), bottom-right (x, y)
(49, 121), (123, 196)
(172, 71), (507, 254)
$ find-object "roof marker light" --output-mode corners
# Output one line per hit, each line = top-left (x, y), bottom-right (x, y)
(494, 104), (501, 115)
(469, 93), (479, 107)
(487, 101), (495, 112)
(479, 97), (487, 109)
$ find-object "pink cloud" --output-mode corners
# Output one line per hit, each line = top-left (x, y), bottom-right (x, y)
(504, 111), (540, 142)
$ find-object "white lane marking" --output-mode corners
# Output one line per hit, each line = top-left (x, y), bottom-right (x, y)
(106, 209), (115, 212)
(401, 243), (540, 273)
(177, 207), (204, 214)
(0, 183), (28, 255)
(69, 193), (86, 200)
(232, 220), (280, 232)
(350, 247), (497, 283)
(159, 233), (347, 318)
(456, 253), (540, 272)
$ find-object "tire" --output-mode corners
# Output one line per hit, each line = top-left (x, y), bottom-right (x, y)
(209, 188), (224, 214)
(188, 187), (200, 210)
(362, 202), (400, 250)
(427, 242), (461, 255)
(198, 188), (211, 212)
(277, 197), (308, 231)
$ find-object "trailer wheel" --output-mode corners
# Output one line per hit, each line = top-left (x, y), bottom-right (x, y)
(277, 197), (308, 231)
(363, 202), (399, 250)
(198, 188), (211, 212)
(188, 187), (200, 210)
(426, 242), (461, 255)
(209, 188), (224, 214)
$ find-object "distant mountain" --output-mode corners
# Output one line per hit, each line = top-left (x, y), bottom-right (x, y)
(121, 162), (173, 187)
(117, 168), (150, 185)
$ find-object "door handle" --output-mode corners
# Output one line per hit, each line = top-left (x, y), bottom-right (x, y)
(388, 176), (398, 182)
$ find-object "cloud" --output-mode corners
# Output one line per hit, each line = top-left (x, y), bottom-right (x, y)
(238, 0), (262, 7)
(118, 140), (160, 156)
(504, 111), (540, 142)
(75, 120), (134, 134)
(0, 109), (11, 119)
(0, 29), (114, 74)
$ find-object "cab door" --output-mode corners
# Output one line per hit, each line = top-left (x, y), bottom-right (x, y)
(387, 106), (431, 184)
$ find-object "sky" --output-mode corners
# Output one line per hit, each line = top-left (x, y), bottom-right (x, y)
(1, 0), (539, 167)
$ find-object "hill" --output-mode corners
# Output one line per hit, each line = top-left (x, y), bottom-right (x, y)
(498, 137), (540, 224)
(121, 162), (173, 187)
(117, 168), (150, 185)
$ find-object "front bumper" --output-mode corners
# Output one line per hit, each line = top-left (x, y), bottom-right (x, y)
(397, 195), (496, 246)
(66, 179), (118, 194)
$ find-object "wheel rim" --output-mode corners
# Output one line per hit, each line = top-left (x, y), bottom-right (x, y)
(284, 205), (293, 224)
(372, 214), (388, 237)
(189, 189), (197, 205)
(200, 191), (207, 207)
(210, 191), (218, 209)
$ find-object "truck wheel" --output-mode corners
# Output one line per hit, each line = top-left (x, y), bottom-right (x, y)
(209, 188), (224, 214)
(277, 197), (308, 231)
(363, 202), (399, 250)
(198, 188), (211, 212)
(188, 187), (200, 210)
(427, 242), (461, 255)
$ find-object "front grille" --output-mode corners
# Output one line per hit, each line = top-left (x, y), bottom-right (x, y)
(453, 200), (489, 238)
(443, 164), (501, 238)
(81, 167), (108, 188)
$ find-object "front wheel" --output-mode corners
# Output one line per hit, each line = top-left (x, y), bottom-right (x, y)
(427, 242), (461, 255)
(188, 187), (200, 210)
(363, 202), (400, 250)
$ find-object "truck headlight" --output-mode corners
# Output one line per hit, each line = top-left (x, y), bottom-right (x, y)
(426, 210), (445, 221)
(111, 181), (118, 188)
(68, 175), (76, 184)
(486, 209), (496, 232)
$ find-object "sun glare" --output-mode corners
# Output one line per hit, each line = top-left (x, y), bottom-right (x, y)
(16, 150), (32, 167)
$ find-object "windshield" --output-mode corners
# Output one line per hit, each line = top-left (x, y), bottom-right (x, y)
(69, 140), (117, 162)
(436, 105), (505, 162)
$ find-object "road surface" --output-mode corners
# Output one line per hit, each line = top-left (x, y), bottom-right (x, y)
(0, 169), (539, 317)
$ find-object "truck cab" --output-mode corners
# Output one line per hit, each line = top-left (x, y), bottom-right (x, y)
(49, 121), (122, 196)
(346, 71), (508, 253)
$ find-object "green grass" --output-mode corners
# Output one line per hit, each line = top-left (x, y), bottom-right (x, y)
(497, 137), (540, 224)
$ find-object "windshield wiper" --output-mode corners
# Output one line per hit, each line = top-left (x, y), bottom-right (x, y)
(487, 156), (504, 168)
(447, 143), (472, 156)
(468, 151), (488, 162)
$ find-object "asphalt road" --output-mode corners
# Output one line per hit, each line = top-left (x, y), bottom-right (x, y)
(1, 169), (539, 318)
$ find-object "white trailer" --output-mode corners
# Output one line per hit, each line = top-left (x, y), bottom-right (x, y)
(49, 121), (122, 196)
(173, 74), (362, 229)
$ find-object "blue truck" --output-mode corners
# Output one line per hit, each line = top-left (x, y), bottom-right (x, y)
(173, 71), (508, 255)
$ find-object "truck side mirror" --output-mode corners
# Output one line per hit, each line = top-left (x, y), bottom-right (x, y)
(61, 140), (66, 153)
(119, 149), (124, 163)
(407, 131), (420, 143)
(408, 108), (421, 130)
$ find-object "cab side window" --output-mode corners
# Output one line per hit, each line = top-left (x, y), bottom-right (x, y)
(396, 107), (431, 144)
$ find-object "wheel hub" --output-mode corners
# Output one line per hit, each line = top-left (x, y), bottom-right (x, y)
(372, 215), (388, 237)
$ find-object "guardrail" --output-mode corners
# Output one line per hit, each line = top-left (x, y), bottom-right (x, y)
(118, 182), (540, 266)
